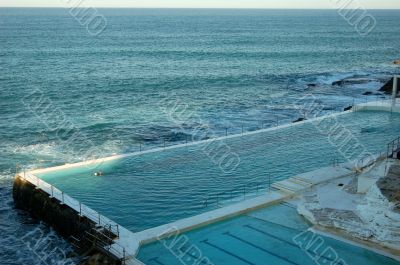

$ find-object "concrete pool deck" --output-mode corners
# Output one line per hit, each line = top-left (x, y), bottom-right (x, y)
(18, 99), (400, 264)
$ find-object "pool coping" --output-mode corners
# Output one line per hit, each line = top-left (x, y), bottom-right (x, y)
(310, 227), (400, 262)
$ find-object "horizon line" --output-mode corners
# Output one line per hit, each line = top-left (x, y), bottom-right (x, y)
(1, 6), (400, 10)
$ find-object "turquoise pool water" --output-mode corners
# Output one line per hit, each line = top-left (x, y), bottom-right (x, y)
(38, 111), (400, 232)
(138, 203), (400, 265)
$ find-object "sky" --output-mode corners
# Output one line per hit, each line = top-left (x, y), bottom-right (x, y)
(1, 0), (400, 9)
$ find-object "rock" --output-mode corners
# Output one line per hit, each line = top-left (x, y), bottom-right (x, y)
(307, 83), (317, 88)
(363, 91), (374, 96)
(81, 253), (119, 265)
(293, 117), (306, 123)
(332, 80), (345, 86)
(379, 77), (399, 95)
(377, 165), (400, 213)
(332, 77), (373, 87)
(394, 60), (400, 65)
(344, 106), (353, 111)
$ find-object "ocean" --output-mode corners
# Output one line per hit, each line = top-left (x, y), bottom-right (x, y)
(0, 8), (399, 264)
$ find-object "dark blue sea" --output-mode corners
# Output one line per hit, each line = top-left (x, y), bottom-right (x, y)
(0, 8), (399, 264)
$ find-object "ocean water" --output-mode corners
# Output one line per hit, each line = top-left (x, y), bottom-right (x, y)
(1, 8), (400, 264)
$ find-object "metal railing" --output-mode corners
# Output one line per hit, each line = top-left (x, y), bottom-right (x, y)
(16, 171), (126, 259)
(136, 97), (393, 153)
(202, 177), (278, 209)
(387, 136), (400, 158)
(84, 229), (127, 264)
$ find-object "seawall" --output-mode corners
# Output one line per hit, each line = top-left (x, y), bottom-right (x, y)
(12, 175), (122, 265)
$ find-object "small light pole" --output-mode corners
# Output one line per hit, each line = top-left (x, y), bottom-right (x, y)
(392, 75), (399, 108)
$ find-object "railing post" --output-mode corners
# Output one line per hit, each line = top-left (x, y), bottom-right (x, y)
(98, 214), (101, 225)
(51, 186), (54, 198)
(61, 192), (64, 204)
(268, 175), (271, 191)
(123, 248), (126, 264)
(79, 202), (82, 216)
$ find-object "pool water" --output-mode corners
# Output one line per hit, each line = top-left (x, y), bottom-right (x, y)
(38, 111), (400, 232)
(137, 203), (400, 265)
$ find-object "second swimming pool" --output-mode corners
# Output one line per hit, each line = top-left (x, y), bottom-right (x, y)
(137, 203), (400, 265)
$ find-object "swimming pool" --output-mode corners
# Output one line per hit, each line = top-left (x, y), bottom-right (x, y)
(137, 203), (400, 265)
(37, 110), (400, 232)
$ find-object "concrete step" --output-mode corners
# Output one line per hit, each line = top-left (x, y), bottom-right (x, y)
(292, 176), (315, 185)
(272, 180), (306, 194)
(287, 178), (312, 188)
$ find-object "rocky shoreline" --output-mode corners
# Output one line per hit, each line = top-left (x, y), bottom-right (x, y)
(297, 159), (400, 256)
(331, 75), (398, 97)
